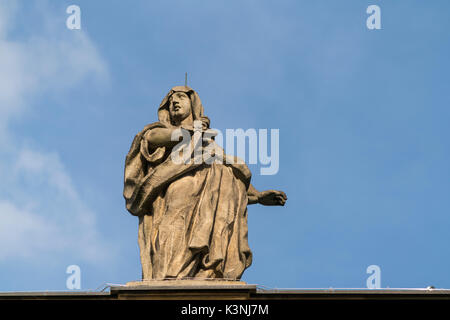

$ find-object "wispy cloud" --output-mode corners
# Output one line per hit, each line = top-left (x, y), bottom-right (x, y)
(0, 2), (112, 265)
(0, 1), (108, 136)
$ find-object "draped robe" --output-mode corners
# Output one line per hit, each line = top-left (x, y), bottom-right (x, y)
(123, 88), (253, 280)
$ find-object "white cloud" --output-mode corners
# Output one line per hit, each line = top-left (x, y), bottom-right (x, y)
(0, 1), (108, 137)
(0, 3), (112, 264)
(0, 147), (111, 262)
(0, 201), (59, 259)
(15, 148), (78, 199)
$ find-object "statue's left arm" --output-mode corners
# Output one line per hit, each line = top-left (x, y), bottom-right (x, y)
(247, 184), (287, 206)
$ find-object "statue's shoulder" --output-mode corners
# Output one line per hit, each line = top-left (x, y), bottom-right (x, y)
(131, 122), (168, 142)
(126, 122), (167, 160)
(138, 121), (167, 136)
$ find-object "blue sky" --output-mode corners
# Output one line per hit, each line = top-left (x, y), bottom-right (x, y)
(0, 0), (449, 291)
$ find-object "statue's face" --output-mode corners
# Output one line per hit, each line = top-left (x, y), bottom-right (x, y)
(169, 92), (192, 123)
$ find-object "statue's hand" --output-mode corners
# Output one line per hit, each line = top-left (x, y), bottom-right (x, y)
(258, 190), (287, 206)
(199, 116), (210, 130)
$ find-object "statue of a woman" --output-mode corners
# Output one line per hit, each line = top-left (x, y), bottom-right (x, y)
(123, 86), (287, 280)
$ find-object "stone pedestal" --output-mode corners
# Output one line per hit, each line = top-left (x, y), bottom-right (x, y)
(125, 279), (248, 287)
(110, 280), (257, 300)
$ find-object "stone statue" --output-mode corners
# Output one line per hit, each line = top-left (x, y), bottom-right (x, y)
(123, 86), (287, 281)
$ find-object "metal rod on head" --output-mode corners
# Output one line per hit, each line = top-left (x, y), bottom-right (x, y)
(185, 72), (188, 87)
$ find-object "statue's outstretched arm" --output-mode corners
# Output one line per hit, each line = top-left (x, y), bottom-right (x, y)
(248, 184), (260, 204)
(247, 184), (287, 206)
